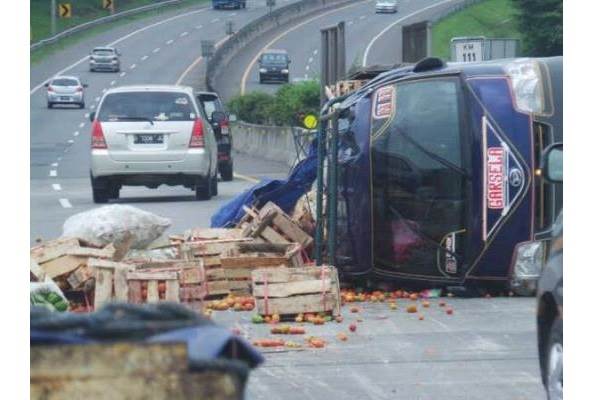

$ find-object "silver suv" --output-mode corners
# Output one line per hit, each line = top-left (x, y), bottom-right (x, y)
(89, 85), (219, 203)
(89, 47), (121, 72)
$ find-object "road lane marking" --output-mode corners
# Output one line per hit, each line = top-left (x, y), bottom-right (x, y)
(363, 0), (457, 66)
(308, 57), (313, 63)
(49, 170), (57, 177)
(79, 122), (85, 128)
(51, 162), (58, 167)
(67, 139), (74, 144)
(348, 20), (354, 25)
(153, 47), (161, 53)
(59, 199), (73, 208)
(130, 64), (137, 69)
(180, 31), (189, 37)
(30, 7), (211, 94)
(359, 15), (366, 19)
(176, 35), (229, 85)
(102, 88), (107, 93)
(305, 65), (310, 71)
(95, 96), (100, 102)
(211, 18), (220, 23)
(195, 25), (203, 29)
(141, 55), (149, 61)
(166, 39), (174, 45)
(110, 80), (116, 86)
(52, 184), (62, 191)
(313, 49), (318, 55)
(73, 131), (80, 137)
(230, 13), (237, 17)
(240, 1), (368, 94)
(234, 172), (260, 183)
(91, 104), (96, 110)
(84, 113), (89, 118)
(120, 71), (126, 77)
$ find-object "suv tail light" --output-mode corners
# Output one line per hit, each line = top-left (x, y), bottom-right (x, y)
(76, 86), (83, 92)
(47, 86), (54, 92)
(189, 118), (205, 148)
(219, 119), (230, 135)
(91, 120), (107, 149)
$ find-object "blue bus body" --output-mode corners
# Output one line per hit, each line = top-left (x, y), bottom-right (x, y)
(212, 0), (246, 9)
(332, 57), (562, 289)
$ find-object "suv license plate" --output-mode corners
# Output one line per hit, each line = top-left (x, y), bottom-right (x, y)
(134, 134), (164, 144)
(60, 96), (70, 101)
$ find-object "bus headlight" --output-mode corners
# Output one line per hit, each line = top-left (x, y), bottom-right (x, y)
(512, 240), (545, 280)
(504, 59), (544, 114)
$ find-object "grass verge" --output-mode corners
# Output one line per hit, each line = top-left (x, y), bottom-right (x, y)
(432, 0), (522, 60)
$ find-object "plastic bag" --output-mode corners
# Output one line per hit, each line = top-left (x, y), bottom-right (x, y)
(62, 205), (171, 249)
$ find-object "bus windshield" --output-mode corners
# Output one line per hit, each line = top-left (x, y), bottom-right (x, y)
(371, 77), (469, 278)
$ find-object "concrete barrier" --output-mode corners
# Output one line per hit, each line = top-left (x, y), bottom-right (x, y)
(231, 121), (314, 167)
(206, 0), (360, 91)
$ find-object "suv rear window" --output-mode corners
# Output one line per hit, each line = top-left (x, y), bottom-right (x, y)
(98, 92), (196, 122)
(52, 78), (79, 86)
(261, 53), (288, 63)
(93, 49), (115, 56)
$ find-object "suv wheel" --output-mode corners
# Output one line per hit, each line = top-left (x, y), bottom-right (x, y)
(79, 102), (85, 109)
(195, 177), (211, 201)
(91, 174), (109, 203)
(47, 102), (53, 109)
(211, 174), (218, 196)
(544, 318), (563, 400)
(220, 161), (234, 181)
(109, 183), (120, 200)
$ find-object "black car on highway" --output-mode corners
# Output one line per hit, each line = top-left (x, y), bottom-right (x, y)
(536, 143), (563, 400)
(196, 91), (234, 181)
(258, 49), (291, 83)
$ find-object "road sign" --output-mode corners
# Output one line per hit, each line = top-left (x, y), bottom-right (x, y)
(58, 3), (71, 18)
(103, 0), (114, 10)
(201, 40), (215, 58)
(303, 114), (318, 130)
(453, 38), (484, 63)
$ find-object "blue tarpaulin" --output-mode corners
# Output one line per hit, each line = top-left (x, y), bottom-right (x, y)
(211, 138), (318, 228)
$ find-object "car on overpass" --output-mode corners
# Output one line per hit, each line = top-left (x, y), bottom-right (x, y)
(258, 49), (291, 83)
(196, 91), (234, 181)
(89, 85), (219, 203)
(89, 46), (121, 72)
(536, 143), (563, 400)
(212, 0), (246, 9)
(375, 0), (398, 13)
(45, 76), (87, 109)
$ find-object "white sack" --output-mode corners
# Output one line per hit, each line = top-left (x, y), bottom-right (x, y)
(62, 205), (171, 249)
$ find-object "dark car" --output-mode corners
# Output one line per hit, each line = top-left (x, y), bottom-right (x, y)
(196, 91), (234, 181)
(258, 49), (291, 83)
(536, 143), (563, 400)
(212, 0), (246, 9)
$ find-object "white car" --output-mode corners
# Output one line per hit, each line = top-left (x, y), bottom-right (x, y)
(89, 85), (219, 203)
(45, 76), (87, 109)
(375, 0), (398, 13)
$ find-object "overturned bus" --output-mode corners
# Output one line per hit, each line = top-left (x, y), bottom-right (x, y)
(320, 57), (562, 292)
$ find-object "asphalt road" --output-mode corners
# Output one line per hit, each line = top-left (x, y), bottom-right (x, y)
(30, 1), (548, 398)
(30, 0), (295, 243)
(215, 0), (469, 101)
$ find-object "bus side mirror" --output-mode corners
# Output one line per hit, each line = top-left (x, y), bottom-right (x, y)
(541, 143), (562, 183)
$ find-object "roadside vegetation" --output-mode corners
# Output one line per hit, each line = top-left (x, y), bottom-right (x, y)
(511, 0), (562, 56)
(228, 81), (320, 126)
(432, 0), (522, 60)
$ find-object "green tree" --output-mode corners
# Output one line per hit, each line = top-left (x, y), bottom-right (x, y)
(512, 0), (562, 56)
(227, 91), (275, 125)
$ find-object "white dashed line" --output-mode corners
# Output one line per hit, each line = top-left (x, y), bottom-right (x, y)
(102, 88), (107, 93)
(359, 15), (366, 20)
(49, 170), (57, 177)
(313, 49), (318, 55)
(73, 131), (80, 137)
(52, 184), (62, 191)
(230, 13), (237, 17)
(166, 39), (174, 45)
(110, 80), (116, 86)
(153, 47), (161, 53)
(195, 25), (203, 29)
(91, 104), (96, 110)
(308, 57), (313, 63)
(141, 55), (148, 61)
(180, 32), (189, 37)
(51, 162), (58, 167)
(79, 122), (85, 128)
(120, 72), (126, 77)
(129, 64), (136, 70)
(211, 18), (220, 23)
(348, 20), (354, 25)
(67, 139), (74, 144)
(304, 74), (308, 79)
(95, 96), (100, 102)
(59, 199), (73, 209)
(305, 65), (310, 71)
(84, 113), (89, 118)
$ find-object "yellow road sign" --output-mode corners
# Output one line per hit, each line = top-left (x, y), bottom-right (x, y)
(103, 0), (114, 10)
(59, 3), (71, 18)
(303, 114), (318, 130)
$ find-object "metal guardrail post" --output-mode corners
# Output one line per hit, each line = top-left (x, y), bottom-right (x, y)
(51, 0), (57, 36)
(327, 113), (339, 266)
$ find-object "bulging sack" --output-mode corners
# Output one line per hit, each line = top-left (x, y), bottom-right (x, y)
(62, 205), (171, 249)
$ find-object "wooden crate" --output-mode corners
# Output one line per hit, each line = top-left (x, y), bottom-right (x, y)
(31, 342), (244, 400)
(251, 266), (341, 317)
(90, 259), (136, 310)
